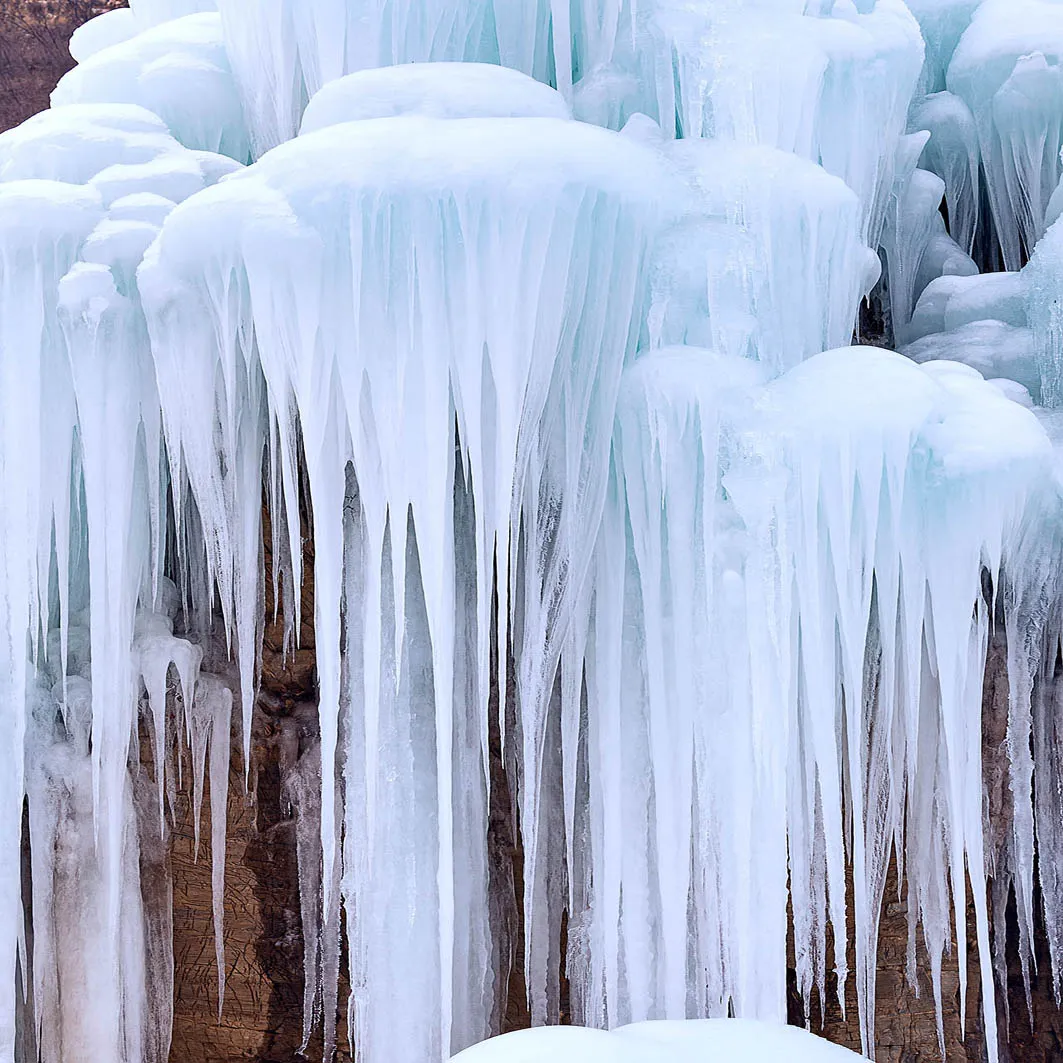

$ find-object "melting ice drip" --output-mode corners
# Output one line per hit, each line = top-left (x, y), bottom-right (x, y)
(3, 1), (1063, 1062)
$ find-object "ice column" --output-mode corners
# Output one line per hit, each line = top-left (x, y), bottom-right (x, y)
(141, 111), (676, 1058)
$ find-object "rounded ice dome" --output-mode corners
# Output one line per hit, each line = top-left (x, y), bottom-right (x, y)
(450, 1019), (865, 1062)
(299, 62), (572, 135)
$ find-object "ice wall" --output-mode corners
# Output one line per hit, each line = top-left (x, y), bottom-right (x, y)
(2, 2), (1063, 1063)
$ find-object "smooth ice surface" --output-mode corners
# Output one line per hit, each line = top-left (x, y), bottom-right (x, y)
(53, 14), (250, 162)
(904, 321), (1042, 400)
(450, 1020), (864, 1062)
(905, 270), (1028, 343)
(300, 63), (570, 132)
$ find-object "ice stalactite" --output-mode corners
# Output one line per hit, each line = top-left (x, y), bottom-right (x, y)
(0, 105), (242, 1063)
(298, 63), (572, 132)
(1025, 216), (1063, 406)
(140, 105), (675, 1056)
(7, 2), (1063, 1063)
(572, 344), (1052, 1060)
(907, 91), (980, 257)
(946, 0), (1063, 270)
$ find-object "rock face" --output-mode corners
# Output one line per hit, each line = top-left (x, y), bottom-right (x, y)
(0, 2), (120, 129)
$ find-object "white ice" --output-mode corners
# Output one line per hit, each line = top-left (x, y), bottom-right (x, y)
(300, 63), (570, 133)
(1, 8), (1062, 1063)
(54, 14), (250, 162)
(450, 1019), (864, 1063)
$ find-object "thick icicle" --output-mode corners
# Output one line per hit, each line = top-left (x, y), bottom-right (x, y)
(141, 110), (675, 1059)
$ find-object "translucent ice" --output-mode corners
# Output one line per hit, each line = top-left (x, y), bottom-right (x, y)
(1024, 214), (1063, 404)
(1, 10), (1061, 1063)
(140, 112), (676, 1058)
(948, 0), (1063, 268)
(577, 341), (1051, 1058)
(653, 140), (873, 372)
(909, 91), (980, 254)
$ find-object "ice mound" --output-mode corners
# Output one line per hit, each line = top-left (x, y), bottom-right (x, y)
(300, 63), (570, 132)
(53, 14), (249, 162)
(71, 0), (219, 62)
(904, 321), (1041, 401)
(450, 1019), (867, 1061)
(908, 270), (1028, 341)
(130, 0), (219, 27)
(217, 0), (521, 153)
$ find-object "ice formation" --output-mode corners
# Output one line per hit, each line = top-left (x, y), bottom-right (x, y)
(3, 2), (1063, 1063)
(53, 15), (249, 163)
(450, 1019), (863, 1063)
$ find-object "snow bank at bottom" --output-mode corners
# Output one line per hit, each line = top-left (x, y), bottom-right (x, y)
(450, 1019), (863, 1062)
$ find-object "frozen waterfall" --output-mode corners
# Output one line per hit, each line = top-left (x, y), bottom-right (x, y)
(3, 0), (1063, 1062)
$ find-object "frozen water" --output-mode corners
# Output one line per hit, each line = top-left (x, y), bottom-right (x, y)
(300, 63), (570, 132)
(3, 9), (1063, 1063)
(907, 0), (981, 95)
(54, 15), (250, 162)
(904, 321), (1042, 401)
(140, 111), (676, 1057)
(948, 0), (1063, 268)
(909, 91), (980, 254)
(651, 140), (873, 372)
(69, 9), (141, 63)
(450, 1019), (865, 1062)
(1025, 215), (1063, 405)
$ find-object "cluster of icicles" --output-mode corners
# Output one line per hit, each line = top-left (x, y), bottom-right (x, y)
(4, 0), (1063, 1062)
